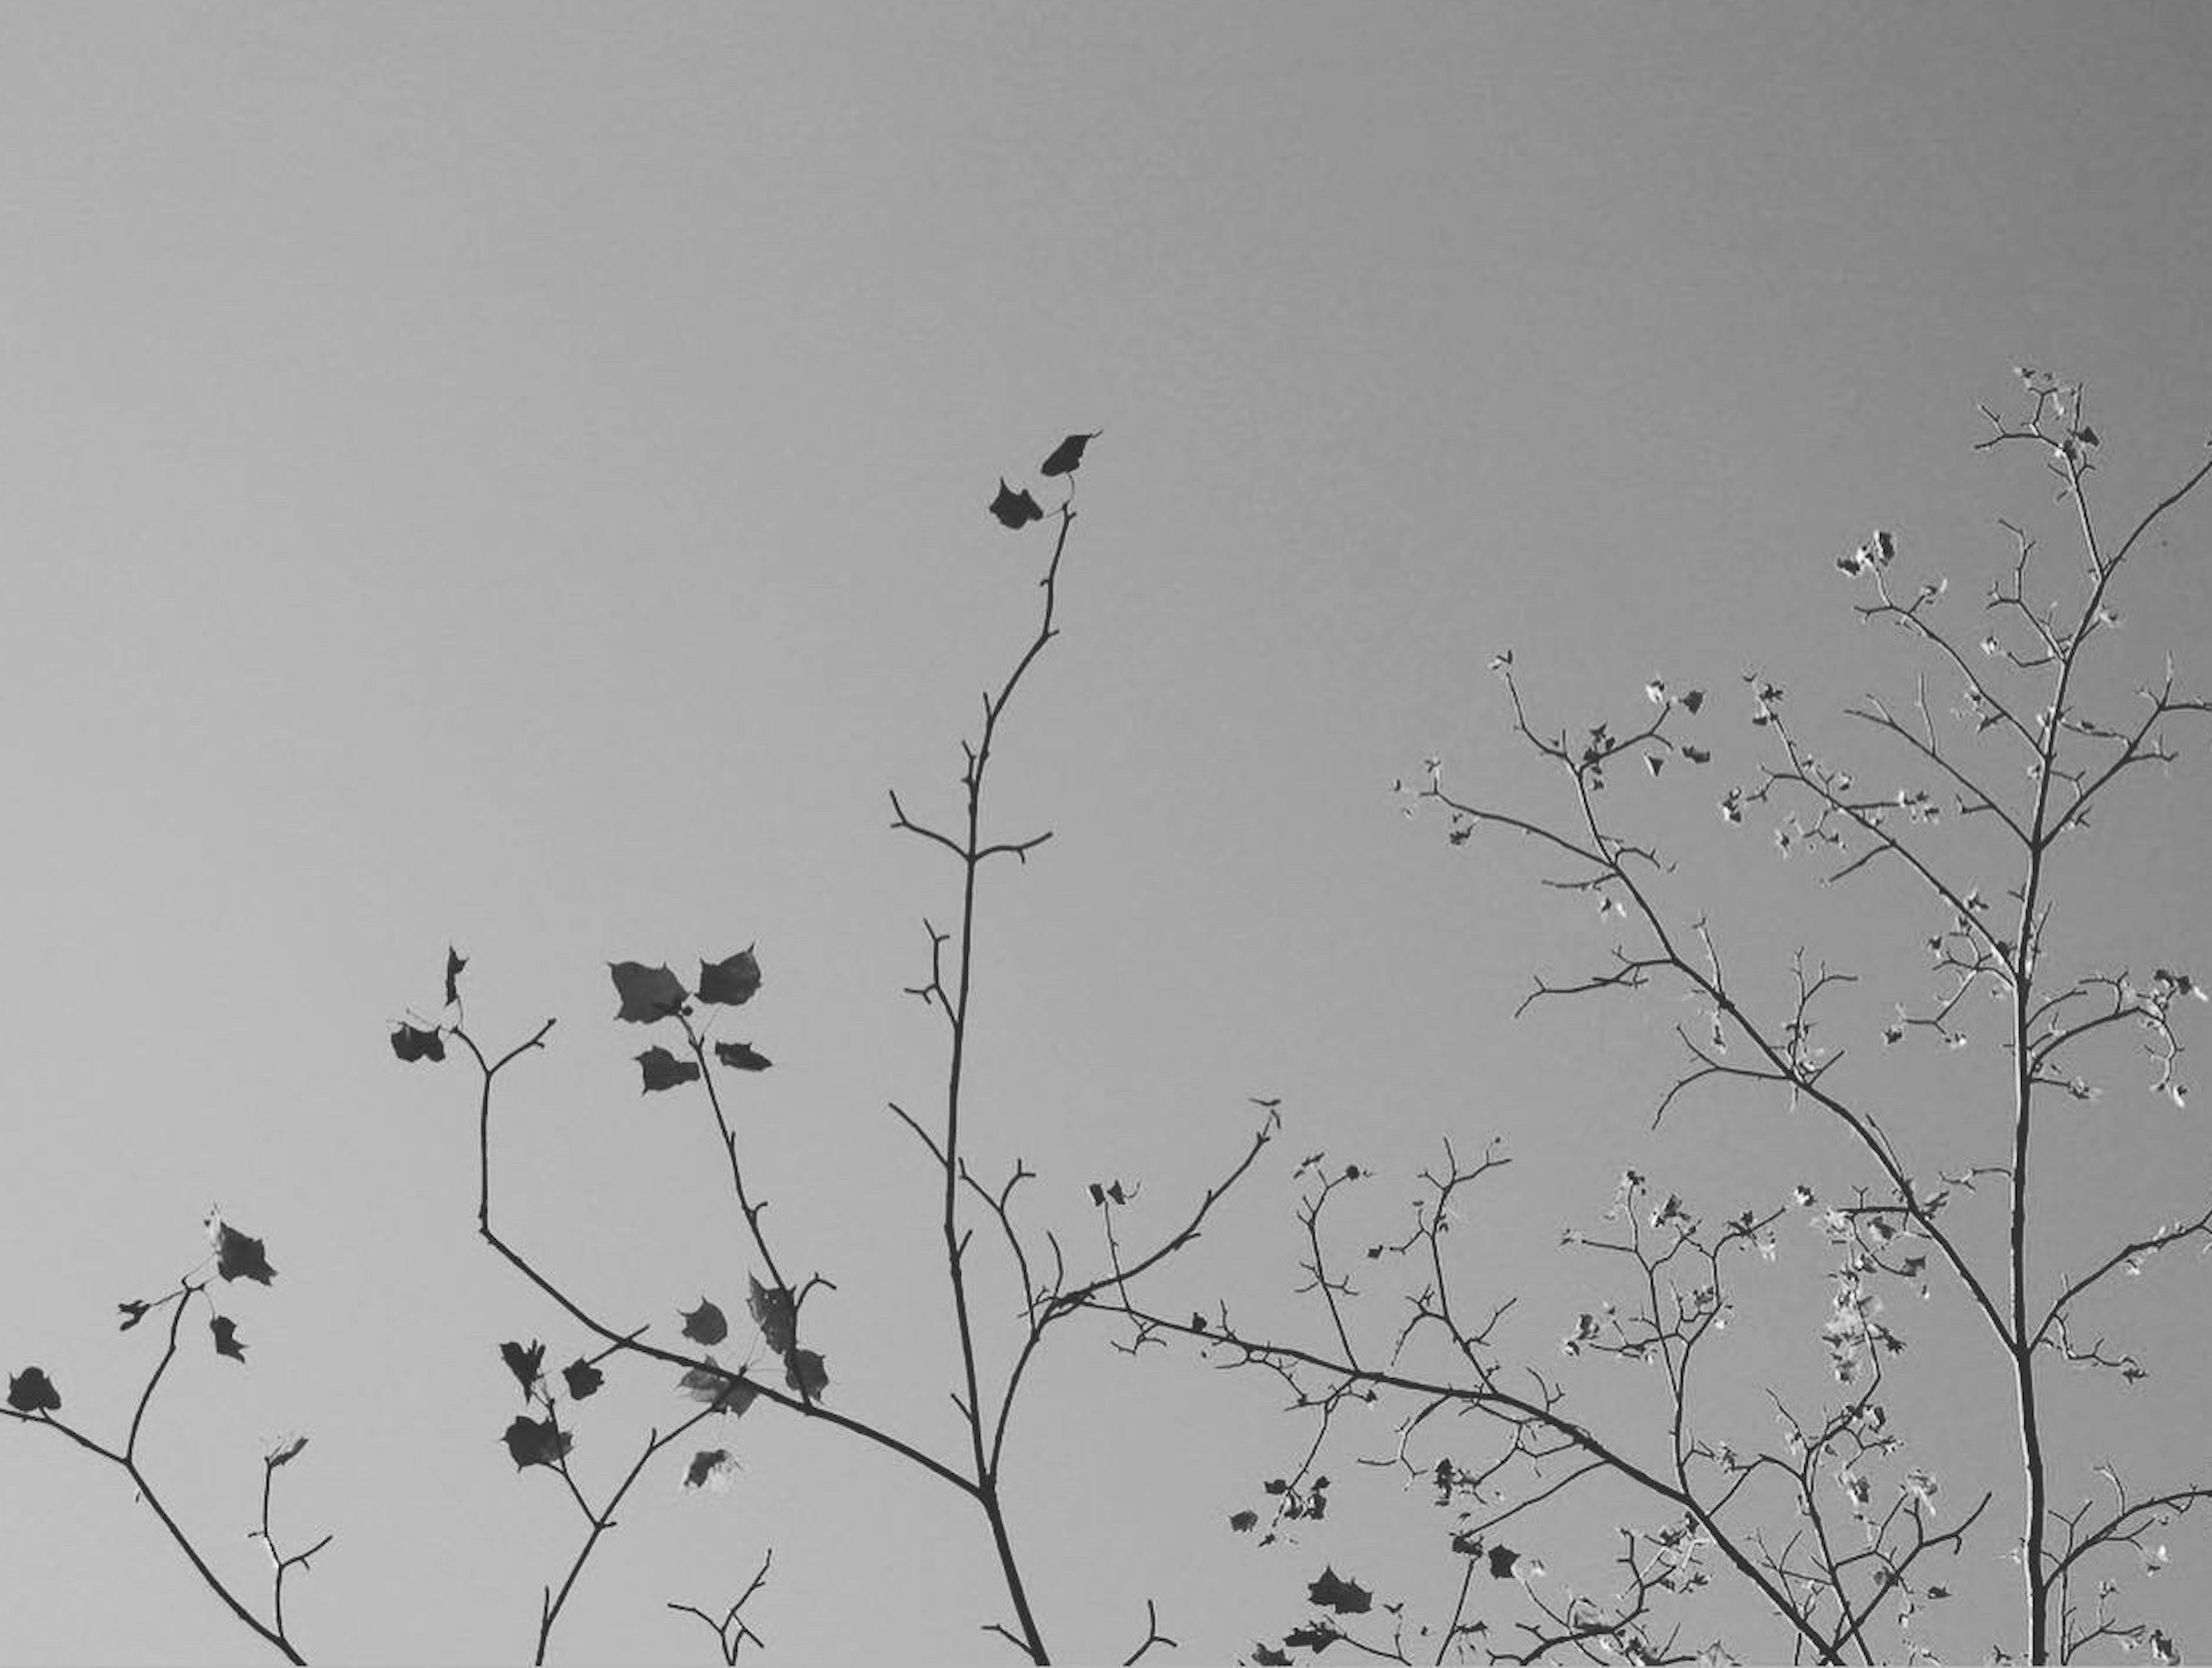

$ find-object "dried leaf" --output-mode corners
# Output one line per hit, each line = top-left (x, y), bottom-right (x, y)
(1229, 1509), (1259, 1533)
(682, 1447), (738, 1491)
(267, 1434), (309, 1468)
(116, 1299), (150, 1332)
(444, 946), (467, 1007)
(210, 1315), (246, 1361)
(678, 1356), (759, 1416)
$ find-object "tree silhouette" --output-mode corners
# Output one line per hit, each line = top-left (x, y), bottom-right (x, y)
(1093, 372), (2212, 1665)
(10, 385), (2211, 1664)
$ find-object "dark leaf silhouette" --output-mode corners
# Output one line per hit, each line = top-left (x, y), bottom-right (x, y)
(1450, 1530), (1482, 1557)
(1487, 1545), (1520, 1579)
(444, 946), (467, 1006)
(989, 479), (1044, 529)
(1252, 1648), (1293, 1667)
(390, 1023), (445, 1064)
(501, 1414), (572, 1471)
(267, 1434), (308, 1468)
(681, 1299), (729, 1346)
(609, 961), (687, 1024)
(696, 948), (762, 1007)
(637, 1046), (701, 1093)
(1283, 1622), (1341, 1651)
(1229, 1509), (1259, 1533)
(1039, 430), (1100, 477)
(1308, 1567), (1373, 1615)
(678, 1356), (759, 1416)
(214, 1223), (276, 1285)
(116, 1299), (150, 1332)
(210, 1315), (246, 1361)
(714, 1041), (772, 1072)
(562, 1358), (604, 1401)
(783, 1347), (829, 1400)
(501, 1340), (546, 1394)
(7, 1367), (60, 1414)
(683, 1447), (737, 1491)
(748, 1276), (798, 1356)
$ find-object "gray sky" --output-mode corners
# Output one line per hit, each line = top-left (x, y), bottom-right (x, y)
(5, 5), (2212, 1662)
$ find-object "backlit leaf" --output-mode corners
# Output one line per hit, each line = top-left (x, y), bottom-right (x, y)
(678, 1356), (759, 1416)
(783, 1347), (829, 1400)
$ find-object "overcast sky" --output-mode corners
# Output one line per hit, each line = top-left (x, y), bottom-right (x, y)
(5, 6), (2212, 1663)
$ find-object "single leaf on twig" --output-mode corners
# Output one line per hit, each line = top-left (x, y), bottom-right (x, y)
(391, 1023), (445, 1064)
(989, 480), (1044, 529)
(501, 1414), (571, 1470)
(562, 1358), (604, 1401)
(1039, 430), (1100, 476)
(213, 1221), (276, 1285)
(714, 1041), (772, 1072)
(210, 1315), (247, 1361)
(500, 1340), (546, 1394)
(783, 1348), (829, 1400)
(637, 1046), (701, 1093)
(1488, 1545), (1520, 1579)
(444, 946), (467, 1006)
(1308, 1567), (1372, 1615)
(681, 1299), (729, 1346)
(747, 1276), (797, 1356)
(7, 1367), (60, 1414)
(696, 948), (762, 1007)
(117, 1299), (150, 1332)
(267, 1434), (309, 1468)
(609, 962), (687, 1023)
